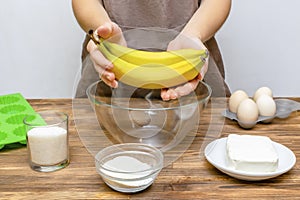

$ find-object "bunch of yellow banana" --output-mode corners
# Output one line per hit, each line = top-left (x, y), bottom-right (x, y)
(89, 30), (208, 89)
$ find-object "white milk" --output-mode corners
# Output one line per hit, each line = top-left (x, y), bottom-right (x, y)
(27, 126), (68, 165)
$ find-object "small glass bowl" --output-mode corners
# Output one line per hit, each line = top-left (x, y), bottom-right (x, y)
(95, 143), (164, 193)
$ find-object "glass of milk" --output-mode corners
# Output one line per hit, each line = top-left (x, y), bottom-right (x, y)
(23, 110), (69, 172)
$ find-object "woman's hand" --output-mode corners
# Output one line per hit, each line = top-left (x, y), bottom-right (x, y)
(160, 34), (209, 101)
(87, 22), (126, 88)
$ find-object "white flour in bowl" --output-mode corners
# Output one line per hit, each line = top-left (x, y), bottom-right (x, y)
(101, 155), (153, 187)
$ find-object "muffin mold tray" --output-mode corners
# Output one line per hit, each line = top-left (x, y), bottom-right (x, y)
(0, 93), (45, 149)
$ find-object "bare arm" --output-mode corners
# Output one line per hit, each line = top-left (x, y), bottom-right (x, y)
(72, 0), (112, 33)
(162, 0), (231, 100)
(181, 0), (232, 42)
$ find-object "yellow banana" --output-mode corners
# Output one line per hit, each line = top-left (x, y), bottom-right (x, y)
(99, 42), (205, 89)
(102, 40), (208, 66)
(89, 30), (208, 89)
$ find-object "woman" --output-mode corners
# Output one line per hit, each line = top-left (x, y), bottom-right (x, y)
(72, 0), (231, 100)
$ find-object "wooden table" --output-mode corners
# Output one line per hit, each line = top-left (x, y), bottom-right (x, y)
(0, 98), (299, 200)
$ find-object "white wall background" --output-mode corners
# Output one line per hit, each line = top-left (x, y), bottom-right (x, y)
(0, 0), (84, 98)
(0, 0), (299, 98)
(217, 0), (300, 97)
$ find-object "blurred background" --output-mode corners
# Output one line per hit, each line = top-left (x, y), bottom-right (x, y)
(0, 0), (299, 98)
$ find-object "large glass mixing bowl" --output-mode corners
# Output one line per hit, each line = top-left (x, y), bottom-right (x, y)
(86, 80), (211, 152)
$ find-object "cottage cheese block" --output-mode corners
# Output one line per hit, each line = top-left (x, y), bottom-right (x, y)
(226, 134), (279, 172)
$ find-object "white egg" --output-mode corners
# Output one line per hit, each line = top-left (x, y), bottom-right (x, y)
(253, 86), (273, 102)
(237, 98), (259, 129)
(256, 94), (276, 116)
(229, 90), (248, 113)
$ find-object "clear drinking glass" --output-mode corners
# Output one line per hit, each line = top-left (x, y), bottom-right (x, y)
(23, 110), (69, 172)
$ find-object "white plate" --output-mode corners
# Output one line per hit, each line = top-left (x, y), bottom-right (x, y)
(204, 137), (296, 181)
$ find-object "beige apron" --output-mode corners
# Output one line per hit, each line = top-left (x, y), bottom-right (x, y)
(75, 0), (230, 97)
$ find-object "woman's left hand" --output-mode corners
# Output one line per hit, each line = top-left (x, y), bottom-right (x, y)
(160, 35), (209, 101)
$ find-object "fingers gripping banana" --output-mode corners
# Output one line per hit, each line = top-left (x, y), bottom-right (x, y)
(89, 30), (209, 89)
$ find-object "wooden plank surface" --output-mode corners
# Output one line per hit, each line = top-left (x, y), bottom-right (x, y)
(0, 98), (299, 200)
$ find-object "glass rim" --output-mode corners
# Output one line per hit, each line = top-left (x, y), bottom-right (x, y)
(86, 80), (212, 111)
(23, 110), (68, 127)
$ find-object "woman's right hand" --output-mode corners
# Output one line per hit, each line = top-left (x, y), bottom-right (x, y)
(87, 22), (126, 88)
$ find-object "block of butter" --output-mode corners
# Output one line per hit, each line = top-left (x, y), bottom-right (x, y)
(226, 134), (279, 173)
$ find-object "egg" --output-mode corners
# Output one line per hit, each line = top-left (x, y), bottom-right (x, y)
(236, 98), (259, 129)
(253, 86), (273, 102)
(229, 90), (248, 113)
(256, 94), (276, 117)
